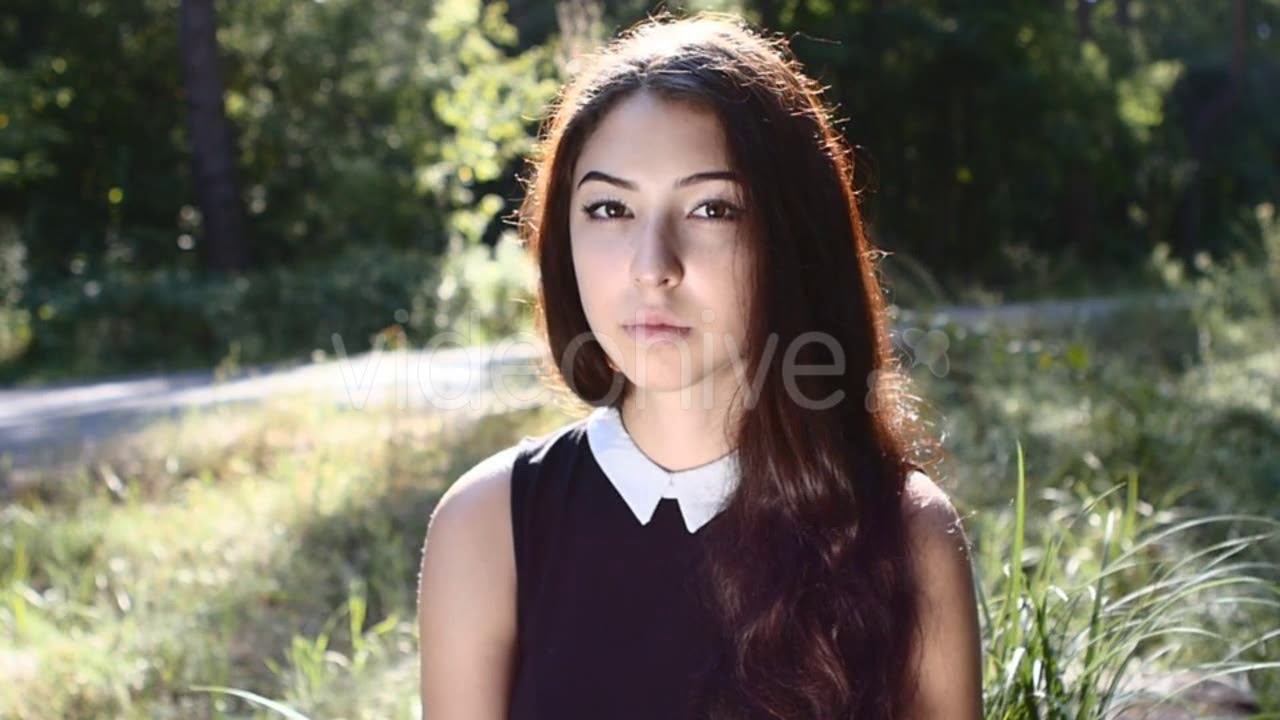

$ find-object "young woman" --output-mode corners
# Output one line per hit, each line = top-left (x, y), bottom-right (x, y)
(418, 11), (982, 720)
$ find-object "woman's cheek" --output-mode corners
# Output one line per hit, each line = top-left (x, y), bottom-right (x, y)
(573, 252), (621, 347)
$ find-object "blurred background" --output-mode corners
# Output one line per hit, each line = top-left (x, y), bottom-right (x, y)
(0, 1), (1277, 718)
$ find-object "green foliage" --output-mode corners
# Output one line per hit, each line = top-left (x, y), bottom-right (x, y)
(422, 0), (561, 199)
(1149, 201), (1280, 363)
(0, 218), (30, 363)
(0, 0), (190, 276)
(976, 452), (1279, 719)
(0, 0), (561, 382)
(0, 0), (560, 272)
(431, 228), (537, 344)
(4, 245), (441, 383)
(0, 230), (541, 383)
(214, 0), (558, 266)
(0, 400), (565, 718)
(733, 0), (1280, 292)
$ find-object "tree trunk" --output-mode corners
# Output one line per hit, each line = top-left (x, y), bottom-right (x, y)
(500, 0), (558, 50)
(1178, 0), (1247, 255)
(757, 0), (782, 32)
(1116, 0), (1132, 30)
(179, 0), (248, 273)
(1075, 0), (1095, 40)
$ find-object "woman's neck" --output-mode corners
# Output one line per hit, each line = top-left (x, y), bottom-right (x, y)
(618, 382), (739, 472)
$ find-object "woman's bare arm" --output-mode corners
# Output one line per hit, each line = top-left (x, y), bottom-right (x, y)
(903, 472), (985, 719)
(418, 446), (520, 719)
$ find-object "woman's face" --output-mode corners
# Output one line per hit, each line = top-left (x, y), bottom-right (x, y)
(569, 89), (754, 403)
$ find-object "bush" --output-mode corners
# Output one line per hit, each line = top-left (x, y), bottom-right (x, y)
(4, 245), (442, 383)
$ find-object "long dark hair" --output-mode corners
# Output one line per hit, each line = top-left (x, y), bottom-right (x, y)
(516, 11), (941, 719)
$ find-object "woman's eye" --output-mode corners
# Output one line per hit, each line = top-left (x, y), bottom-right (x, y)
(580, 200), (631, 221)
(692, 199), (742, 222)
(579, 198), (742, 222)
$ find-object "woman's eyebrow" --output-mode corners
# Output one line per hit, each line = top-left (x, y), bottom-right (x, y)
(576, 170), (740, 190)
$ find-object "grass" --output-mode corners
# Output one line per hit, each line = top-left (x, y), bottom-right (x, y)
(976, 446), (1279, 719)
(0, 396), (573, 719)
(2, 380), (1274, 719)
(1, 206), (1277, 718)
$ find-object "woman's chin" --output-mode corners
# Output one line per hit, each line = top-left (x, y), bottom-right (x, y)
(618, 369), (719, 399)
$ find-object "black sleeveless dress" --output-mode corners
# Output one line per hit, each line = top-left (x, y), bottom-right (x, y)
(506, 413), (735, 719)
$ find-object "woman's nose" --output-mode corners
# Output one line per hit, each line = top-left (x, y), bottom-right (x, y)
(630, 216), (683, 288)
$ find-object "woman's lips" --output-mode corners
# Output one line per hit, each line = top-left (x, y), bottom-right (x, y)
(622, 323), (692, 341)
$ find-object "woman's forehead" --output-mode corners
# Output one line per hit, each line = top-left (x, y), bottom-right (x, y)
(574, 92), (734, 187)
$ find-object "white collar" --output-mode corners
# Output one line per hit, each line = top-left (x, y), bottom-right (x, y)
(584, 405), (740, 533)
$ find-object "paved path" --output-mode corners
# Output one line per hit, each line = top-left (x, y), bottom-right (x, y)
(0, 293), (1188, 471)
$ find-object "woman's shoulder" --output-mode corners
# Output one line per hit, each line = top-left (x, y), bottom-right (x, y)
(422, 444), (522, 588)
(903, 469), (953, 516)
(430, 412), (592, 528)
(901, 468), (971, 557)
(433, 444), (522, 524)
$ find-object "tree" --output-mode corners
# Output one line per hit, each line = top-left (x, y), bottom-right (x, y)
(179, 0), (248, 273)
